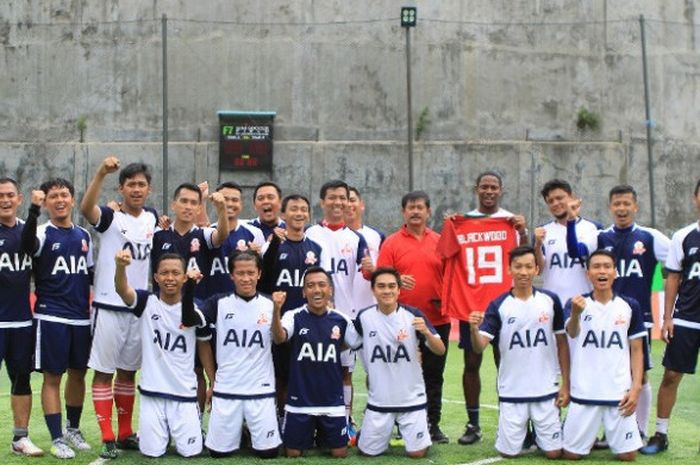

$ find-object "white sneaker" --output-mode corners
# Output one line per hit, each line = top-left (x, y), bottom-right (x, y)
(50, 438), (76, 459)
(65, 428), (91, 451)
(11, 436), (45, 457)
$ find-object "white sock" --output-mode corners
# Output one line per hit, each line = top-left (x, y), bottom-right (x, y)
(636, 381), (652, 435)
(656, 417), (669, 435)
(344, 385), (352, 422)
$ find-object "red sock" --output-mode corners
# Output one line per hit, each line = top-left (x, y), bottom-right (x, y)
(114, 381), (136, 440)
(92, 384), (115, 443)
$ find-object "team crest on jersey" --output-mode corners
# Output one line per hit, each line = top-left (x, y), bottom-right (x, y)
(81, 239), (89, 252)
(236, 239), (247, 251)
(538, 312), (550, 323)
(396, 328), (409, 342)
(330, 325), (341, 340)
(257, 313), (269, 325)
(614, 314), (627, 325)
(632, 241), (646, 255)
(190, 238), (201, 252)
(340, 243), (353, 255)
(304, 251), (318, 265)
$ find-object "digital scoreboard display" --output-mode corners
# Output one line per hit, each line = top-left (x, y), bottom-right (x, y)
(218, 111), (275, 172)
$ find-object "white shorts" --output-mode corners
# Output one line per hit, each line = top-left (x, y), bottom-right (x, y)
(496, 399), (562, 456)
(205, 395), (281, 453)
(88, 308), (141, 373)
(358, 408), (431, 456)
(341, 348), (356, 372)
(139, 396), (202, 457)
(563, 402), (643, 455)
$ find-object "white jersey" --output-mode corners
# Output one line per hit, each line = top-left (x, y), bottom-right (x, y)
(479, 289), (565, 401)
(92, 206), (157, 311)
(565, 294), (646, 405)
(355, 304), (435, 411)
(352, 225), (384, 311)
(305, 223), (369, 318)
(198, 293), (275, 398)
(539, 219), (599, 304)
(131, 290), (205, 401)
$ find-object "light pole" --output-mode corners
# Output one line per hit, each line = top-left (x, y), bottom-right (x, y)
(401, 7), (416, 191)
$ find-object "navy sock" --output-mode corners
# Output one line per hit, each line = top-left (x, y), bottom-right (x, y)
(44, 413), (62, 441)
(66, 405), (83, 430)
(467, 408), (480, 428)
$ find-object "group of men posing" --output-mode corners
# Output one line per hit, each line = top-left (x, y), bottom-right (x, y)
(0, 156), (697, 461)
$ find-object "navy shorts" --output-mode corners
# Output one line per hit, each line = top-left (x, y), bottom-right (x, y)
(0, 325), (34, 375)
(35, 320), (92, 374)
(662, 324), (700, 374)
(642, 331), (652, 372)
(283, 412), (347, 451)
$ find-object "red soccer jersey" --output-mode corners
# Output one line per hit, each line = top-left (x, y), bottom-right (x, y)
(438, 216), (518, 320)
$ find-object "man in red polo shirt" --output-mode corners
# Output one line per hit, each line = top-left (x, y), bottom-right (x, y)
(377, 190), (450, 444)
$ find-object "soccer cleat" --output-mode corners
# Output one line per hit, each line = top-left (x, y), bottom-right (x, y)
(522, 428), (538, 452)
(640, 432), (669, 455)
(99, 441), (119, 459)
(11, 436), (45, 457)
(50, 438), (76, 459)
(347, 421), (358, 447)
(65, 428), (91, 451)
(458, 423), (482, 445)
(593, 434), (609, 449)
(429, 425), (449, 444)
(116, 433), (139, 450)
(389, 425), (405, 447)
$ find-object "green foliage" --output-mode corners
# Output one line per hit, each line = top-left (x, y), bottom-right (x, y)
(576, 107), (600, 132)
(415, 107), (430, 141)
(77, 115), (87, 142)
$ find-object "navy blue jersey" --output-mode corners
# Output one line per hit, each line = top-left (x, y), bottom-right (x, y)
(567, 222), (670, 327)
(665, 223), (700, 324)
(281, 306), (361, 414)
(152, 226), (215, 301)
(206, 223), (265, 295)
(0, 219), (33, 324)
(34, 222), (94, 321)
(247, 217), (286, 241)
(259, 235), (325, 313)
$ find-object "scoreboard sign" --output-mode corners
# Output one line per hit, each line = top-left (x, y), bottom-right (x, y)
(218, 111), (275, 171)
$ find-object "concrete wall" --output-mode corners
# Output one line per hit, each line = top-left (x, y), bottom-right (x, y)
(1, 0), (699, 235)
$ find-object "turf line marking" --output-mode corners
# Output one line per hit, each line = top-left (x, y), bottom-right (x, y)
(457, 457), (504, 465)
(87, 457), (109, 465)
(353, 392), (498, 410)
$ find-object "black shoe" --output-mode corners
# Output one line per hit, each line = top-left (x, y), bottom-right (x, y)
(522, 429), (537, 452)
(429, 425), (449, 444)
(458, 423), (482, 445)
(640, 432), (669, 455)
(592, 434), (609, 450)
(116, 434), (139, 450)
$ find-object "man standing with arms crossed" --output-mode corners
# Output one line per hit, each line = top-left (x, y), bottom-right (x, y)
(376, 190), (450, 444)
(81, 156), (158, 458)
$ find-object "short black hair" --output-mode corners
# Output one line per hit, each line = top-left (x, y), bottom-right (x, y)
(508, 245), (536, 265)
(319, 180), (349, 200)
(348, 186), (361, 199)
(119, 163), (152, 186)
(216, 181), (242, 193)
(370, 267), (401, 288)
(695, 179), (700, 197)
(586, 249), (616, 268)
(302, 266), (333, 287)
(0, 177), (20, 192)
(401, 190), (431, 209)
(281, 194), (310, 213)
(227, 249), (262, 274)
(475, 171), (503, 188)
(540, 179), (572, 199)
(608, 184), (637, 202)
(155, 253), (186, 272)
(40, 178), (75, 197)
(253, 181), (282, 201)
(173, 182), (202, 202)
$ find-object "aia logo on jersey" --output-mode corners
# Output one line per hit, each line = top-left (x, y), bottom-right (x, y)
(396, 328), (409, 342)
(257, 313), (269, 325)
(304, 251), (318, 265)
(538, 312), (550, 323)
(81, 239), (89, 252)
(614, 314), (627, 325)
(632, 241), (646, 255)
(236, 239), (247, 251)
(330, 325), (341, 340)
(190, 238), (200, 253)
(340, 243), (353, 255)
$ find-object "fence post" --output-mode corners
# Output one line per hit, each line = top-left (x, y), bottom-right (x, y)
(640, 14), (656, 228)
